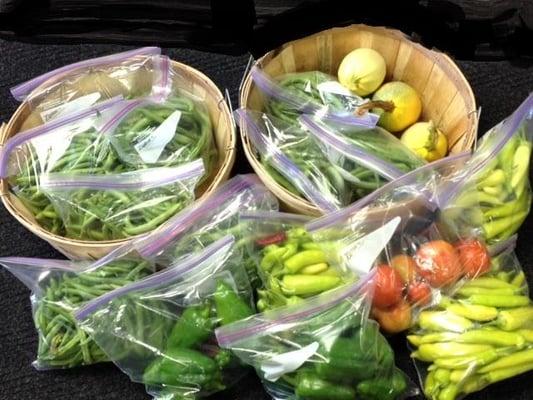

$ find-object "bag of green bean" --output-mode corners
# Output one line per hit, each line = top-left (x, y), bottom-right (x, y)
(75, 235), (254, 400)
(0, 253), (155, 369)
(103, 94), (217, 175)
(0, 96), (128, 234)
(125, 174), (278, 290)
(250, 66), (379, 127)
(10, 47), (163, 130)
(39, 159), (205, 241)
(236, 108), (350, 212)
(438, 93), (533, 244)
(300, 114), (426, 201)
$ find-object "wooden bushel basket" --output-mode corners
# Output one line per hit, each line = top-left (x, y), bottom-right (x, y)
(0, 60), (236, 259)
(240, 24), (478, 216)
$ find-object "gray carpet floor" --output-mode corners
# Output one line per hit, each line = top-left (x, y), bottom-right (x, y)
(0, 39), (532, 399)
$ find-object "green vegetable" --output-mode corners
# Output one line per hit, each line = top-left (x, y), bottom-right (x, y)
(34, 259), (152, 368)
(295, 370), (356, 400)
(496, 307), (533, 331)
(478, 348), (533, 373)
(432, 347), (511, 370)
(418, 311), (474, 332)
(281, 274), (340, 296)
(167, 304), (213, 349)
(412, 343), (493, 362)
(465, 294), (530, 308)
(213, 280), (253, 325)
(356, 368), (408, 400)
(284, 250), (327, 273)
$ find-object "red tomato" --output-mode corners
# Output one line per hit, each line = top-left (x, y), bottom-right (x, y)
(415, 240), (463, 287)
(372, 265), (404, 309)
(407, 281), (432, 306)
(372, 300), (412, 334)
(455, 239), (490, 279)
(390, 254), (417, 283)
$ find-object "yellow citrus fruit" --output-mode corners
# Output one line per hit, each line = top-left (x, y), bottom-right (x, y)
(338, 48), (386, 96)
(371, 81), (422, 132)
(401, 121), (448, 162)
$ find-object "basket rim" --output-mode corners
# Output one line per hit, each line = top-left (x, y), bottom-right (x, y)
(0, 59), (236, 248)
(239, 23), (478, 214)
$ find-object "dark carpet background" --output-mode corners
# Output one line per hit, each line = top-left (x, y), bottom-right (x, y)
(0, 40), (532, 399)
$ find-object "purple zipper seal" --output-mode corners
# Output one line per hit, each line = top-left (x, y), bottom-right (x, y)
(300, 115), (404, 180)
(237, 108), (339, 212)
(0, 257), (79, 271)
(11, 47), (161, 101)
(75, 235), (235, 321)
(240, 210), (311, 224)
(39, 159), (204, 191)
(152, 55), (171, 102)
(215, 270), (375, 347)
(0, 96), (125, 178)
(306, 152), (471, 233)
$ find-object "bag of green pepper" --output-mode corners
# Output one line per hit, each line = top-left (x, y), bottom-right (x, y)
(438, 93), (533, 244)
(124, 174), (278, 290)
(215, 272), (418, 400)
(39, 159), (205, 240)
(236, 108), (350, 211)
(250, 66), (379, 127)
(408, 239), (533, 400)
(75, 235), (255, 400)
(0, 251), (155, 369)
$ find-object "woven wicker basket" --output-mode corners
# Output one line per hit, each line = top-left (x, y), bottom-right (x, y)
(0, 60), (236, 259)
(240, 24), (477, 216)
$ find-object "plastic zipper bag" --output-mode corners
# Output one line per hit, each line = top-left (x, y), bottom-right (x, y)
(439, 93), (533, 244)
(0, 96), (126, 234)
(236, 108), (349, 212)
(75, 235), (254, 400)
(0, 252), (155, 369)
(408, 238), (533, 400)
(103, 94), (217, 174)
(215, 273), (417, 400)
(300, 114), (426, 200)
(250, 67), (379, 127)
(10, 47), (162, 130)
(124, 174), (278, 289)
(40, 159), (205, 241)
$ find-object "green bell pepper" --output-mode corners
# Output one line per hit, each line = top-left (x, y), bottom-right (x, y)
(213, 280), (254, 325)
(167, 304), (213, 349)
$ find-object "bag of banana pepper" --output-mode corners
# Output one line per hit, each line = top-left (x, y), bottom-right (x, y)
(10, 47), (163, 130)
(408, 238), (533, 400)
(75, 236), (254, 400)
(306, 153), (496, 334)
(0, 251), (155, 369)
(439, 93), (533, 244)
(215, 273), (418, 400)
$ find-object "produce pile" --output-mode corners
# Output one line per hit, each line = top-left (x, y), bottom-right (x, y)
(0, 45), (533, 400)
(0, 49), (217, 240)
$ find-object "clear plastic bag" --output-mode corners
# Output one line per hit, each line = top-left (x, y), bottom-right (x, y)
(10, 47), (163, 130)
(125, 174), (279, 289)
(0, 252), (155, 369)
(300, 114), (426, 200)
(439, 93), (533, 244)
(0, 96), (126, 234)
(408, 239), (533, 400)
(103, 94), (217, 174)
(236, 108), (349, 211)
(251, 67), (379, 127)
(75, 235), (254, 400)
(307, 154), (483, 334)
(40, 159), (204, 240)
(215, 273), (417, 400)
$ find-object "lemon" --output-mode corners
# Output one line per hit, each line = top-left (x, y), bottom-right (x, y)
(371, 81), (422, 132)
(401, 121), (448, 162)
(337, 48), (386, 96)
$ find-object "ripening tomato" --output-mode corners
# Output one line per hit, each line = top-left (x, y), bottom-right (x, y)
(390, 254), (417, 283)
(407, 281), (432, 306)
(372, 300), (412, 334)
(372, 264), (404, 309)
(454, 239), (490, 279)
(415, 240), (463, 287)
